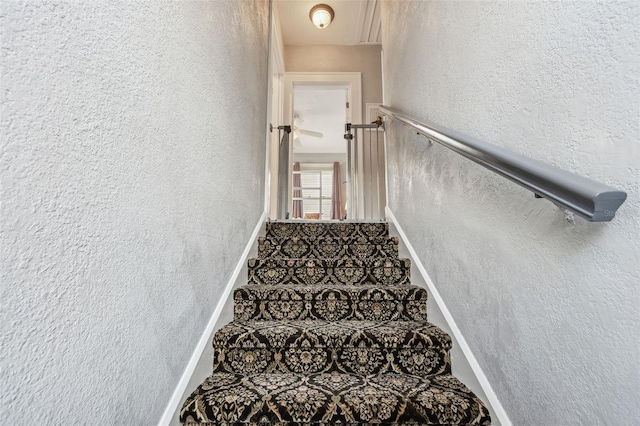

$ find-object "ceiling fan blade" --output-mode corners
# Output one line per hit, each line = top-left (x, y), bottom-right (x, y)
(297, 129), (323, 138)
(293, 135), (302, 148)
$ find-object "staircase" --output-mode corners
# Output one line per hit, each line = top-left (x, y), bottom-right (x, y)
(180, 222), (490, 425)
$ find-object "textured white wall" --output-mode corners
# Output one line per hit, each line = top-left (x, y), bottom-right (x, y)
(382, 1), (639, 425)
(0, 1), (268, 424)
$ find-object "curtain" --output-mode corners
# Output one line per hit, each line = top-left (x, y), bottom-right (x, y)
(292, 162), (303, 219)
(331, 162), (344, 220)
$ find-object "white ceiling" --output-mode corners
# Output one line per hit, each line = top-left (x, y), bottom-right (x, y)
(276, 0), (381, 46)
(293, 86), (347, 154)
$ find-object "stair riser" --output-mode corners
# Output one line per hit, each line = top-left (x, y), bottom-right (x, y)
(248, 259), (411, 286)
(234, 286), (428, 321)
(266, 222), (389, 241)
(259, 236), (399, 245)
(258, 242), (399, 259)
(212, 321), (451, 378)
(213, 346), (450, 377)
(181, 372), (491, 426)
(235, 299), (428, 322)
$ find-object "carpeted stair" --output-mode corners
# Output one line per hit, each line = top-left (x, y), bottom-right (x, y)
(180, 222), (491, 425)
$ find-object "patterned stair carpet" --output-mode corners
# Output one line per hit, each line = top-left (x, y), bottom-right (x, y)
(180, 222), (490, 425)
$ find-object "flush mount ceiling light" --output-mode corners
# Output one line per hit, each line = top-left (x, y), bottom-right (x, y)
(309, 4), (334, 30)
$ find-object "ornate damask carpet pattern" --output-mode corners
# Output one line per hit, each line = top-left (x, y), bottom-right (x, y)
(181, 222), (490, 425)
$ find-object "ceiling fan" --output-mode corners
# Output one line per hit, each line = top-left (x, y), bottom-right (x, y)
(293, 114), (323, 148)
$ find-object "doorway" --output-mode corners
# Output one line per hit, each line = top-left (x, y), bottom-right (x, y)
(291, 85), (347, 220)
(270, 72), (362, 220)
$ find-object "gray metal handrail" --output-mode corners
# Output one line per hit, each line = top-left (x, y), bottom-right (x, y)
(379, 105), (627, 222)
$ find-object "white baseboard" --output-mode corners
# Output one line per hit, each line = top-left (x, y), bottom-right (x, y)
(158, 211), (267, 426)
(386, 207), (511, 426)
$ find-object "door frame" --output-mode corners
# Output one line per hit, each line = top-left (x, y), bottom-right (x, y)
(265, 0), (286, 219)
(281, 72), (362, 218)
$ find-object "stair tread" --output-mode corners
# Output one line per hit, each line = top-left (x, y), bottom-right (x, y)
(180, 372), (490, 425)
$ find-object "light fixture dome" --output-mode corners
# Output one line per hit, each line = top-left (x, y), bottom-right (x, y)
(309, 4), (334, 30)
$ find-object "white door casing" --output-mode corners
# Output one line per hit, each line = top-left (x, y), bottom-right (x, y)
(266, 2), (286, 219)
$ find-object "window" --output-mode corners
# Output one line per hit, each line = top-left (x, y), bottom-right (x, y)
(293, 165), (333, 220)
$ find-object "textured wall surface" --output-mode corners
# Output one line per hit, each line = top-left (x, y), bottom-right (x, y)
(0, 1), (268, 424)
(285, 44), (383, 114)
(382, 1), (639, 425)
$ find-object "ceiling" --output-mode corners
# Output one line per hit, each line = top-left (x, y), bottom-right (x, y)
(276, 0), (381, 46)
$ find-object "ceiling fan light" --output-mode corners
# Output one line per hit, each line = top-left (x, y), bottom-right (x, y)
(309, 4), (334, 30)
